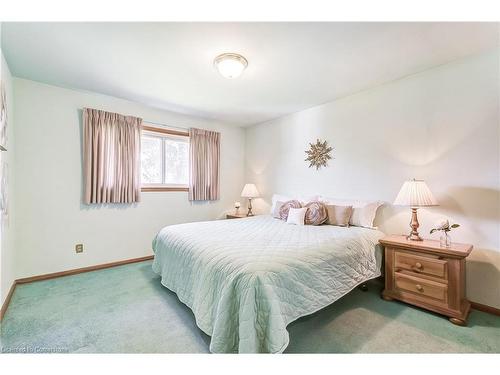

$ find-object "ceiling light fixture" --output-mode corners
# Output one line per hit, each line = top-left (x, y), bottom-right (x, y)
(214, 53), (248, 79)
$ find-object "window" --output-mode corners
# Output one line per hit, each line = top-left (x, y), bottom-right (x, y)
(141, 125), (189, 191)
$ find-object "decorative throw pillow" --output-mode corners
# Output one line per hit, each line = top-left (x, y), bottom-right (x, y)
(286, 207), (308, 226)
(272, 201), (285, 218)
(326, 205), (353, 226)
(278, 200), (302, 220)
(304, 201), (328, 225)
(319, 196), (383, 228)
(270, 193), (318, 214)
(270, 194), (292, 214)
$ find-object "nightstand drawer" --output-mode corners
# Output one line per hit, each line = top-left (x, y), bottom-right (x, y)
(395, 251), (447, 279)
(395, 272), (447, 303)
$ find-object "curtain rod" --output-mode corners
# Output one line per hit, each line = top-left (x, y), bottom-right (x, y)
(142, 120), (190, 132)
(83, 108), (191, 132)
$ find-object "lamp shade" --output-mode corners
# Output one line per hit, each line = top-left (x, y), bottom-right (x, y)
(241, 183), (259, 198)
(394, 179), (438, 207)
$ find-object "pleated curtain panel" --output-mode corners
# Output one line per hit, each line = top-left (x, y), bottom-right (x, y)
(188, 128), (221, 201)
(83, 108), (142, 204)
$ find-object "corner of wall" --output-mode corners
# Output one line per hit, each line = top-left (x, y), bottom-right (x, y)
(0, 45), (16, 307)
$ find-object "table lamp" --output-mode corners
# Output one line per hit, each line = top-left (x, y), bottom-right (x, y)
(241, 183), (259, 216)
(394, 179), (438, 241)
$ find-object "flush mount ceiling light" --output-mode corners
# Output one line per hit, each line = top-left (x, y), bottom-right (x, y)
(214, 53), (248, 79)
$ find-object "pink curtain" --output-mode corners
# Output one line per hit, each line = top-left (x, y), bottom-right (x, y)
(83, 108), (142, 204)
(188, 128), (220, 201)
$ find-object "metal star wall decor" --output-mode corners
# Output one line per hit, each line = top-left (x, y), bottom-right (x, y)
(305, 139), (333, 170)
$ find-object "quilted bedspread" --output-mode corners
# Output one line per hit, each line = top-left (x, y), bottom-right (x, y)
(152, 215), (384, 353)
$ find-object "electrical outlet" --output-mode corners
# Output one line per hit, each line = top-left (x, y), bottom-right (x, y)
(75, 244), (84, 253)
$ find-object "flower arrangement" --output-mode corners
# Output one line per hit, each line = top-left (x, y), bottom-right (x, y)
(430, 219), (460, 234)
(430, 219), (459, 248)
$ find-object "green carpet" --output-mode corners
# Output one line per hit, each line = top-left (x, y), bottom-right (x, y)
(1, 260), (499, 353)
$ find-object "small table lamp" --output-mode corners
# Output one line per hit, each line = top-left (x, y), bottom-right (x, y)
(394, 179), (438, 241)
(241, 183), (259, 216)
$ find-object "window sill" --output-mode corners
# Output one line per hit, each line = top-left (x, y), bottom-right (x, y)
(141, 186), (189, 192)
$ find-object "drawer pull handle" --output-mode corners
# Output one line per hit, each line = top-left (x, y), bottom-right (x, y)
(415, 262), (422, 269)
(416, 284), (424, 292)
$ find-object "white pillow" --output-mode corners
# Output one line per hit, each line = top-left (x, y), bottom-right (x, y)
(350, 201), (383, 228)
(286, 207), (308, 226)
(296, 195), (319, 204)
(318, 196), (383, 228)
(272, 201), (286, 219)
(270, 193), (318, 214)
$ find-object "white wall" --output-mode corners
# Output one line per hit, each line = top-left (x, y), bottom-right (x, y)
(13, 79), (245, 278)
(245, 50), (500, 308)
(0, 49), (16, 306)
(6, 48), (500, 310)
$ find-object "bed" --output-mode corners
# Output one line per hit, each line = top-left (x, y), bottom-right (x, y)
(152, 215), (384, 353)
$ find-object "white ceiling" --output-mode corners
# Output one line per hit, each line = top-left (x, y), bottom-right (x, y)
(2, 22), (498, 126)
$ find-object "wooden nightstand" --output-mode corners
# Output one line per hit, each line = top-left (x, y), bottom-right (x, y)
(226, 213), (250, 219)
(380, 235), (473, 326)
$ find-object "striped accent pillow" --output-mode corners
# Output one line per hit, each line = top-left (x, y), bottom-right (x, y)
(278, 200), (302, 220)
(304, 201), (328, 225)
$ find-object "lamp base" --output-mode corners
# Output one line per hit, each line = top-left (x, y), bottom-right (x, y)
(407, 207), (423, 241)
(406, 232), (423, 241)
(246, 198), (254, 217)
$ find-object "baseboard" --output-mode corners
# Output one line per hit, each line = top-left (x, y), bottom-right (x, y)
(16, 255), (154, 284)
(0, 281), (17, 321)
(470, 301), (500, 316)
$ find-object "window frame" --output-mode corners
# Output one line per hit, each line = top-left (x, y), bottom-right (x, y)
(141, 124), (190, 192)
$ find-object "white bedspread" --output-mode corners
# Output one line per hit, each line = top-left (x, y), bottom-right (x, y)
(152, 215), (384, 353)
